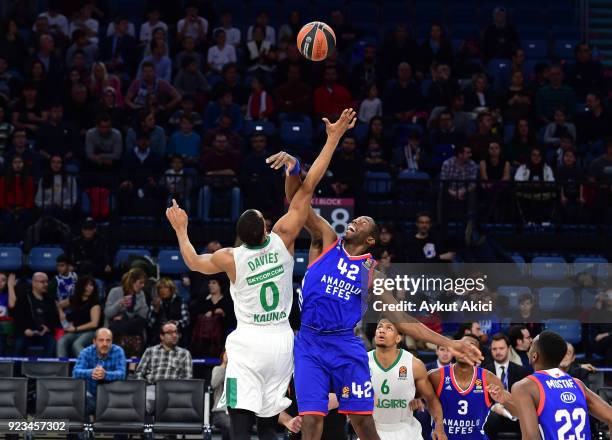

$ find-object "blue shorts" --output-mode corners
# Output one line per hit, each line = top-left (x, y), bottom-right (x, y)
(294, 327), (374, 416)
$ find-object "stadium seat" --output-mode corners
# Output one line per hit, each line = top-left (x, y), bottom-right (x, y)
(0, 362), (13, 378)
(197, 186), (242, 222)
(353, 122), (369, 143)
(0, 246), (22, 271)
(397, 170), (430, 180)
(544, 319), (582, 345)
(280, 121), (313, 149)
(531, 256), (568, 281)
(93, 380), (146, 435)
(153, 379), (206, 436)
(21, 361), (70, 378)
(538, 287), (576, 312)
(35, 378), (88, 434)
(523, 40), (548, 59)
(158, 249), (189, 275)
(243, 120), (276, 137)
(28, 246), (64, 272)
(0, 378), (27, 431)
(580, 288), (598, 310)
(553, 39), (576, 60)
(497, 286), (531, 307)
(573, 257), (608, 281)
(114, 248), (152, 268)
(294, 251), (309, 277)
(364, 172), (392, 195)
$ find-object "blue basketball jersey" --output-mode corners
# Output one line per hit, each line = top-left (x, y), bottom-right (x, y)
(299, 237), (375, 332)
(436, 364), (491, 440)
(528, 369), (591, 440)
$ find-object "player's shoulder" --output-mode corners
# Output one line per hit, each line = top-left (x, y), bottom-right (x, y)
(511, 375), (537, 394)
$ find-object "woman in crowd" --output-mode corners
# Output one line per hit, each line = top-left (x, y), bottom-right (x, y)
(35, 154), (78, 222)
(148, 278), (190, 345)
(89, 62), (123, 106)
(508, 118), (537, 167)
(57, 275), (101, 357)
(0, 154), (35, 240)
(515, 147), (556, 224)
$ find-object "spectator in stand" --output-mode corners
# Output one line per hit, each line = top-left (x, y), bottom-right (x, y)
(167, 114), (202, 168)
(57, 275), (101, 358)
(543, 107), (576, 149)
(480, 141), (511, 183)
(25, 59), (50, 102)
(329, 9), (359, 56)
(568, 43), (604, 102)
(5, 129), (41, 178)
(99, 16), (138, 77)
(482, 333), (529, 439)
(136, 321), (193, 414)
(66, 218), (112, 278)
(12, 272), (60, 356)
(105, 268), (148, 358)
(515, 147), (556, 223)
(126, 109), (166, 158)
(508, 118), (537, 166)
(35, 155), (78, 221)
(380, 24), (420, 78)
(139, 7), (167, 51)
(429, 92), (471, 135)
(560, 342), (597, 382)
(94, 87), (129, 135)
(557, 148), (585, 222)
(363, 138), (390, 172)
(219, 63), (249, 108)
(65, 29), (97, 69)
(89, 62), (123, 106)
(426, 345), (453, 370)
(383, 62), (423, 123)
(161, 155), (193, 213)
(247, 11), (276, 44)
(85, 113), (122, 173)
(142, 26), (169, 59)
(314, 66), (352, 122)
(536, 65), (576, 124)
(175, 36), (203, 73)
(211, 350), (231, 440)
(0, 54), (20, 103)
(0, 19), (28, 72)
(0, 154), (35, 239)
(174, 56), (208, 102)
(482, 7), (520, 61)
(177, 3), (208, 47)
(454, 321), (486, 345)
(393, 130), (427, 173)
(357, 83), (382, 125)
(275, 64), (312, 119)
(204, 86), (243, 132)
(588, 139), (612, 225)
(278, 10), (302, 46)
(577, 91), (610, 148)
(500, 70), (532, 123)
(406, 212), (455, 263)
(350, 44), (381, 100)
(32, 33), (64, 85)
(168, 95), (203, 133)
(35, 104), (76, 162)
(207, 29), (237, 75)
(439, 145), (478, 223)
(419, 23), (454, 74)
(72, 328), (126, 414)
(465, 73), (496, 112)
(246, 24), (278, 77)
(34, 1), (68, 37)
(125, 61), (181, 112)
(429, 110), (468, 172)
(246, 75), (274, 121)
(200, 132), (242, 177)
(508, 325), (533, 370)
(11, 81), (48, 138)
(329, 135), (364, 197)
(203, 114), (241, 152)
(428, 62), (459, 108)
(48, 253), (77, 303)
(147, 278), (190, 346)
(68, 3), (99, 46)
(240, 133), (279, 214)
(469, 111), (499, 162)
(65, 83), (96, 139)
(214, 11), (241, 47)
(138, 39), (172, 83)
(0, 272), (15, 355)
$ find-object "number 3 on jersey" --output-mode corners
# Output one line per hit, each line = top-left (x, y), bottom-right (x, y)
(337, 258), (359, 281)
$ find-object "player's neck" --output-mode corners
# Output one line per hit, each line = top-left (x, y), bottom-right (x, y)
(343, 241), (369, 257)
(375, 347), (400, 369)
(453, 362), (474, 377)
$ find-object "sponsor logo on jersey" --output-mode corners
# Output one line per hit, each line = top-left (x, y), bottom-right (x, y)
(342, 386), (350, 399)
(376, 398), (407, 409)
(445, 376), (451, 384)
(246, 265), (284, 286)
(560, 392), (577, 404)
(398, 365), (407, 379)
(474, 378), (484, 393)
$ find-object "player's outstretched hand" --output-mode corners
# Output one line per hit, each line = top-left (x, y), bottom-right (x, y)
(165, 199), (189, 233)
(486, 384), (508, 404)
(285, 416), (302, 433)
(266, 151), (297, 176)
(323, 108), (357, 141)
(449, 339), (483, 366)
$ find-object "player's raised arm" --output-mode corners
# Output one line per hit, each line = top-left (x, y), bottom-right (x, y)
(166, 199), (232, 275)
(510, 379), (543, 440)
(272, 109), (356, 250)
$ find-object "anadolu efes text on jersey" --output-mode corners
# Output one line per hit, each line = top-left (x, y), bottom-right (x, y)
(300, 238), (376, 332)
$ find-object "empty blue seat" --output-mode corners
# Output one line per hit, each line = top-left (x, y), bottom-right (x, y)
(544, 319), (582, 344)
(158, 250), (189, 275)
(114, 248), (152, 268)
(280, 121), (313, 149)
(364, 172), (392, 195)
(538, 287), (575, 312)
(531, 256), (568, 281)
(0, 246), (22, 271)
(353, 122), (369, 143)
(294, 251), (309, 277)
(28, 247), (64, 272)
(554, 39), (576, 60)
(573, 257), (608, 281)
(243, 120), (276, 137)
(397, 170), (430, 180)
(523, 40), (548, 59)
(497, 286), (531, 307)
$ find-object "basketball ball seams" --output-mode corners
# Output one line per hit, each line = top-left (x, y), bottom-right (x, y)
(300, 23), (319, 61)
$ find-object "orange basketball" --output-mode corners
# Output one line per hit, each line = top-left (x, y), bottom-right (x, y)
(297, 21), (336, 61)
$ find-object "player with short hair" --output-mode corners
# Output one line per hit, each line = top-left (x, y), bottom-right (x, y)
(166, 109), (357, 440)
(428, 335), (514, 440)
(268, 151), (483, 440)
(511, 331), (612, 440)
(367, 318), (447, 440)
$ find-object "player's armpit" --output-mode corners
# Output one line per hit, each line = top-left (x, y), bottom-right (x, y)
(511, 379), (543, 440)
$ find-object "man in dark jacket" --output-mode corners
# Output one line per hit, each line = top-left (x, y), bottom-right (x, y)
(12, 272), (60, 356)
(65, 218), (112, 278)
